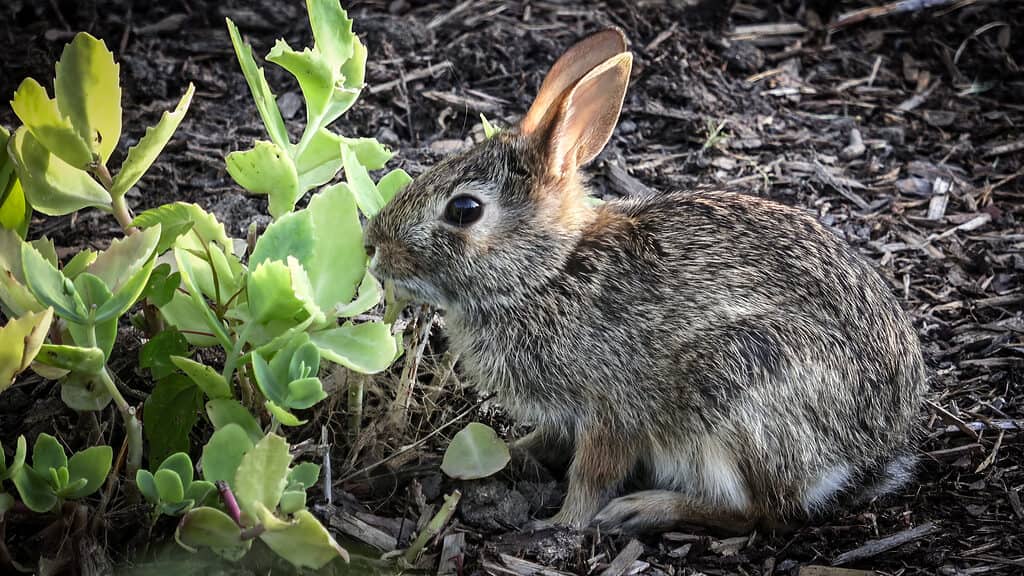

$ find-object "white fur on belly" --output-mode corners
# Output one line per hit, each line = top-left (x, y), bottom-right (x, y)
(801, 464), (852, 512)
(649, 436), (751, 511)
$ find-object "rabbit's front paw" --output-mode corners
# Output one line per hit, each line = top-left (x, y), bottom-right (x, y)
(522, 510), (588, 533)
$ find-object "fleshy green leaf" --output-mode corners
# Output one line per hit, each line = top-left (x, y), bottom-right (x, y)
(59, 372), (113, 411)
(94, 255), (155, 323)
(250, 210), (315, 268)
(154, 468), (185, 503)
(480, 113), (499, 139)
(226, 18), (289, 151)
(0, 229), (43, 316)
(0, 436), (27, 484)
(139, 328), (189, 379)
(341, 143), (383, 217)
(247, 260), (308, 325)
(266, 400), (304, 427)
(0, 308), (53, 390)
(170, 356), (231, 399)
(141, 264), (180, 308)
(342, 137), (392, 170)
(340, 33), (367, 90)
(54, 32), (122, 163)
(311, 321), (396, 374)
(176, 506), (246, 554)
(136, 469), (159, 503)
(233, 434), (291, 519)
(0, 178), (31, 239)
(267, 41), (333, 126)
(201, 423), (253, 485)
(110, 83), (194, 198)
(31, 433), (67, 477)
(286, 377), (327, 410)
(34, 344), (104, 374)
(205, 399), (264, 443)
(144, 374), (203, 466)
(64, 444), (112, 498)
(334, 270), (382, 318)
(62, 250), (97, 280)
(20, 241), (87, 323)
(158, 452), (195, 487)
(441, 422), (511, 480)
(10, 78), (93, 168)
(287, 462), (320, 490)
(305, 182), (365, 315)
(259, 507), (349, 568)
(86, 224), (161, 292)
(251, 351), (287, 407)
(225, 140), (299, 219)
(279, 490), (306, 515)
(7, 127), (111, 216)
(12, 463), (57, 513)
(307, 0), (355, 71)
(132, 202), (230, 255)
(294, 128), (343, 194)
(377, 168), (412, 205)
(185, 479), (216, 506)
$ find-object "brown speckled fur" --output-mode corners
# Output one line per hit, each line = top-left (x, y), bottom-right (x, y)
(365, 31), (927, 534)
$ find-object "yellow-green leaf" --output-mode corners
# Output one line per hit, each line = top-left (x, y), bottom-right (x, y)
(10, 78), (93, 168)
(259, 507), (349, 568)
(267, 41), (334, 125)
(0, 178), (30, 239)
(226, 18), (289, 151)
(86, 223), (160, 292)
(306, 0), (355, 71)
(7, 127), (111, 216)
(0, 308), (53, 390)
(225, 140), (299, 218)
(54, 33), (122, 163)
(110, 83), (194, 198)
(311, 321), (396, 374)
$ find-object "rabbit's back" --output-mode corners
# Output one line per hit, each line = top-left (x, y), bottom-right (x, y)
(585, 190), (926, 515)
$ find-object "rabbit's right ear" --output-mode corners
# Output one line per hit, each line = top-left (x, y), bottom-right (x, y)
(521, 29), (628, 136)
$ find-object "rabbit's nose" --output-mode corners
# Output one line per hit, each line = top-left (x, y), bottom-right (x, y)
(364, 243), (376, 258)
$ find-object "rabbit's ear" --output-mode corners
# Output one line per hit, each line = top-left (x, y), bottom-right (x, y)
(542, 52), (633, 178)
(521, 29), (628, 137)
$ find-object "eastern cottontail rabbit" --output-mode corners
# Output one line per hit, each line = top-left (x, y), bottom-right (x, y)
(365, 29), (926, 533)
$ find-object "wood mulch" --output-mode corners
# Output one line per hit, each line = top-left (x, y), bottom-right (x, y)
(1, 0), (1021, 574)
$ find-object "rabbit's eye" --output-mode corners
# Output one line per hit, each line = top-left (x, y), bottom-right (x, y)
(444, 195), (483, 227)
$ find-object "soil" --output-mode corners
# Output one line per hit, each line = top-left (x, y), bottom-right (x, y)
(1, 0), (1023, 575)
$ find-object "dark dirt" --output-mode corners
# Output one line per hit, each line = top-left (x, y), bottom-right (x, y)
(2, 0), (1023, 575)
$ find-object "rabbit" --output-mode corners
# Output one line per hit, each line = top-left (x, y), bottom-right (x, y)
(364, 28), (927, 534)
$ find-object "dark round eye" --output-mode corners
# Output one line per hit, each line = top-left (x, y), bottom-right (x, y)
(444, 195), (483, 227)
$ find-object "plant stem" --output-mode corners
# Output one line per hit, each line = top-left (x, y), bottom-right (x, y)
(97, 367), (143, 477)
(111, 194), (138, 235)
(345, 369), (363, 446)
(403, 490), (461, 565)
(382, 281), (408, 326)
(216, 481), (243, 526)
(92, 162), (138, 235)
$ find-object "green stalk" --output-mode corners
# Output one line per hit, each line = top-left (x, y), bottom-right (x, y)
(403, 491), (461, 565)
(92, 162), (138, 235)
(97, 367), (142, 477)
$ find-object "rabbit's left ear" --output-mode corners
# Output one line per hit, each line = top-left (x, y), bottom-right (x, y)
(542, 52), (633, 178)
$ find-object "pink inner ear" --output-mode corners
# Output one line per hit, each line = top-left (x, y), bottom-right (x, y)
(548, 53), (633, 177)
(521, 29), (627, 136)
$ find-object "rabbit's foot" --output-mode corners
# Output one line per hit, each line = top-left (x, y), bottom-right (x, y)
(593, 490), (756, 534)
(522, 509), (589, 532)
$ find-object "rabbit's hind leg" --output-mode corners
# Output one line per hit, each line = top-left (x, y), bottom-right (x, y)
(535, 424), (637, 530)
(593, 490), (756, 534)
(511, 425), (574, 478)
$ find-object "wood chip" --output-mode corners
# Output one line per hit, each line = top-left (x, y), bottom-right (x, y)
(832, 522), (939, 566)
(800, 566), (877, 576)
(599, 539), (645, 576)
(327, 507), (398, 551)
(437, 532), (465, 576)
(495, 554), (573, 576)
